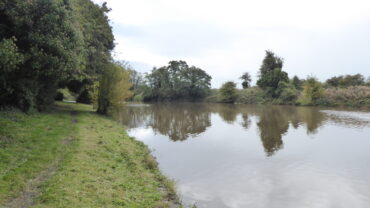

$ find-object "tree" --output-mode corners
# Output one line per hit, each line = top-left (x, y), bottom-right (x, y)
(64, 0), (115, 104)
(219, 81), (238, 103)
(326, 74), (365, 87)
(299, 77), (325, 105)
(144, 61), (211, 101)
(96, 62), (133, 115)
(0, 0), (115, 112)
(240, 72), (252, 89)
(326, 76), (342, 87)
(0, 0), (84, 111)
(256, 51), (289, 97)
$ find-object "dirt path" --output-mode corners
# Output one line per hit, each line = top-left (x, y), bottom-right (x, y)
(3, 112), (78, 208)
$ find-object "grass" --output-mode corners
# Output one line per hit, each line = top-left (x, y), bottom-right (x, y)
(0, 102), (179, 208)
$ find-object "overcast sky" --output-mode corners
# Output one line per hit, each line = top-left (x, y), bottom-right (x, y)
(93, 0), (370, 87)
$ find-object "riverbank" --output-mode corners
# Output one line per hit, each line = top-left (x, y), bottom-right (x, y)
(205, 86), (370, 108)
(0, 102), (179, 207)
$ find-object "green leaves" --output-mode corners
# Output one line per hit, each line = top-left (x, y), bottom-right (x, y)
(257, 51), (289, 98)
(144, 61), (212, 101)
(0, 37), (23, 73)
(0, 0), (115, 112)
(219, 81), (238, 103)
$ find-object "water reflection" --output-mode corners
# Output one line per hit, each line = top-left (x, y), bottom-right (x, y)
(119, 104), (332, 156)
(119, 103), (212, 141)
(120, 103), (370, 208)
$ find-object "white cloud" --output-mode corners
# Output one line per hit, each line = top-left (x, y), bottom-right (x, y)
(93, 0), (370, 87)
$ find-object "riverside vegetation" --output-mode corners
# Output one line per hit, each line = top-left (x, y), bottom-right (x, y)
(129, 51), (370, 108)
(0, 0), (180, 207)
(1, 0), (370, 207)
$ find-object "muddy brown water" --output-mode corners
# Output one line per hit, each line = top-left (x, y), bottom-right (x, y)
(118, 103), (370, 208)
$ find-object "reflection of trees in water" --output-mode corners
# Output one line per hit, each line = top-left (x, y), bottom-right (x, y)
(257, 106), (289, 156)
(228, 105), (325, 156)
(241, 113), (252, 129)
(149, 104), (211, 141)
(119, 103), (328, 155)
(213, 104), (239, 124)
(119, 103), (212, 141)
(117, 105), (153, 128)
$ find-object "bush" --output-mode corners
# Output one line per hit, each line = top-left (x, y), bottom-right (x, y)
(276, 81), (298, 104)
(298, 77), (325, 105)
(219, 82), (238, 103)
(96, 62), (133, 115)
(236, 87), (265, 104)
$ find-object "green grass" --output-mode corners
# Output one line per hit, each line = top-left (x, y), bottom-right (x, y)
(0, 102), (179, 208)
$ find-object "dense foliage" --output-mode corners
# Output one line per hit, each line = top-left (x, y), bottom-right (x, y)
(96, 62), (132, 114)
(298, 77), (325, 105)
(256, 51), (289, 98)
(219, 81), (238, 103)
(141, 61), (212, 101)
(0, 0), (84, 111)
(326, 74), (365, 88)
(0, 0), (132, 114)
(206, 51), (369, 107)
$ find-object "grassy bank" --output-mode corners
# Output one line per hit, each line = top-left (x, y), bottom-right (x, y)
(0, 102), (179, 207)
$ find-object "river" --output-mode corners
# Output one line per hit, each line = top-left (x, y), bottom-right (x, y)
(118, 103), (370, 208)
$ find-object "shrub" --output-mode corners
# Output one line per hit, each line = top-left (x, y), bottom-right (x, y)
(299, 77), (325, 105)
(96, 62), (133, 115)
(276, 81), (298, 104)
(236, 87), (265, 104)
(219, 82), (238, 103)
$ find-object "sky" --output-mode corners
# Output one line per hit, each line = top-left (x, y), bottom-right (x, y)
(92, 0), (370, 88)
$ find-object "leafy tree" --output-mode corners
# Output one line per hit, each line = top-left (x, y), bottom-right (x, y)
(0, 0), (116, 112)
(64, 0), (115, 103)
(256, 51), (289, 97)
(144, 61), (211, 101)
(219, 81), (238, 103)
(240, 72), (252, 89)
(299, 77), (325, 105)
(0, 0), (83, 111)
(96, 62), (133, 114)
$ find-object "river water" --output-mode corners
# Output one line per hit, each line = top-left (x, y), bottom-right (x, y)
(118, 103), (370, 208)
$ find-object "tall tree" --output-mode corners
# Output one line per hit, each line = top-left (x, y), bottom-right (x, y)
(257, 51), (289, 98)
(240, 72), (252, 89)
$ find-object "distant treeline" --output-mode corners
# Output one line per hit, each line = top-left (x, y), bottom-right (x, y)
(207, 51), (370, 107)
(130, 51), (370, 107)
(0, 0), (131, 114)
